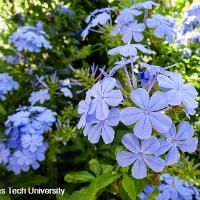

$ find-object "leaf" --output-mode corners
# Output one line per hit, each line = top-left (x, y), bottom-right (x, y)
(89, 159), (101, 176)
(122, 174), (136, 200)
(68, 187), (89, 200)
(176, 0), (187, 12)
(87, 173), (120, 200)
(56, 192), (70, 200)
(147, 187), (159, 199)
(101, 164), (114, 174)
(0, 195), (11, 200)
(0, 104), (6, 115)
(134, 179), (146, 195)
(64, 171), (95, 183)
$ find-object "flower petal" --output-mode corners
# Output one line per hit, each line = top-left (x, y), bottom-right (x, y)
(130, 88), (149, 110)
(88, 124), (101, 144)
(105, 108), (120, 126)
(122, 133), (140, 153)
(143, 155), (165, 172)
(176, 138), (198, 153)
(141, 136), (160, 154)
(148, 92), (168, 111)
(157, 74), (176, 90)
(101, 124), (115, 144)
(166, 90), (182, 105)
(134, 115), (152, 139)
(121, 107), (144, 125)
(155, 139), (172, 156)
(165, 145), (180, 165)
(131, 158), (147, 179)
(102, 78), (116, 94)
(149, 112), (172, 133)
(104, 90), (123, 106)
(175, 121), (194, 140)
(96, 100), (109, 120)
(116, 151), (138, 167)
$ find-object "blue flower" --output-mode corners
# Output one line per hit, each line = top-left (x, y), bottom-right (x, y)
(146, 14), (175, 43)
(85, 108), (120, 144)
(121, 88), (172, 139)
(88, 78), (123, 120)
(9, 21), (52, 52)
(21, 134), (44, 152)
(57, 5), (73, 15)
(157, 73), (198, 115)
(156, 121), (198, 165)
(0, 73), (19, 100)
(0, 143), (10, 164)
(2, 54), (22, 64)
(108, 44), (152, 57)
(60, 79), (73, 98)
(181, 48), (193, 58)
(117, 134), (165, 179)
(131, 1), (160, 10)
(2, 106), (56, 174)
(28, 89), (50, 105)
(121, 21), (145, 43)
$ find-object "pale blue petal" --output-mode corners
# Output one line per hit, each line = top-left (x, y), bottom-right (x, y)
(149, 112), (172, 133)
(101, 124), (115, 144)
(116, 151), (138, 167)
(122, 133), (140, 153)
(165, 145), (180, 165)
(157, 74), (176, 89)
(130, 88), (149, 110)
(141, 136), (160, 154)
(88, 124), (101, 144)
(104, 90), (123, 106)
(175, 121), (194, 140)
(133, 32), (144, 42)
(102, 78), (116, 94)
(176, 138), (198, 153)
(96, 100), (109, 120)
(131, 158), (147, 179)
(143, 155), (165, 172)
(134, 115), (152, 139)
(161, 123), (176, 139)
(166, 90), (182, 105)
(148, 91), (168, 111)
(155, 139), (172, 156)
(121, 107), (144, 125)
(105, 108), (120, 126)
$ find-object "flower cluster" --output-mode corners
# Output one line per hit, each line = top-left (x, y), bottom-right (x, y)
(111, 1), (175, 43)
(176, 3), (200, 45)
(81, 7), (115, 39)
(0, 73), (19, 100)
(1, 54), (22, 64)
(139, 174), (200, 200)
(9, 21), (52, 52)
(28, 89), (50, 105)
(0, 106), (56, 174)
(78, 1), (198, 179)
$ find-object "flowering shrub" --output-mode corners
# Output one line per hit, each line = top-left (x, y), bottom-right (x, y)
(0, 0), (199, 200)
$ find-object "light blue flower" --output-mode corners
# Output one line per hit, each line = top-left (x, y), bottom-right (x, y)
(157, 73), (198, 115)
(28, 89), (50, 105)
(0, 143), (10, 164)
(131, 1), (160, 10)
(9, 21), (52, 52)
(117, 134), (165, 179)
(0, 73), (19, 100)
(2, 54), (22, 64)
(108, 44), (152, 57)
(85, 108), (120, 144)
(121, 21), (145, 43)
(146, 14), (175, 43)
(156, 121), (198, 165)
(21, 134), (44, 152)
(121, 88), (172, 139)
(88, 78), (123, 120)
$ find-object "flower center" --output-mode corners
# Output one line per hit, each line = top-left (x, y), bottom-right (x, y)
(138, 152), (143, 157)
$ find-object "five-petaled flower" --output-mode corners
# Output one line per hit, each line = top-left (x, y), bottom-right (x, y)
(117, 134), (165, 179)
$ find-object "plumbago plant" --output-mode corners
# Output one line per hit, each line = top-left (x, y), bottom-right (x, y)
(72, 1), (199, 199)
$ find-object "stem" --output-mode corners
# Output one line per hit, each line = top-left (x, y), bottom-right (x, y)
(130, 56), (137, 89)
(147, 74), (157, 93)
(90, 28), (103, 34)
(123, 65), (132, 88)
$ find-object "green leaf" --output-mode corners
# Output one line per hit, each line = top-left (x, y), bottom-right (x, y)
(64, 171), (95, 183)
(0, 104), (6, 115)
(176, 0), (187, 12)
(89, 159), (101, 176)
(56, 192), (70, 200)
(87, 173), (120, 200)
(134, 179), (146, 195)
(101, 164), (114, 174)
(68, 187), (89, 200)
(0, 195), (11, 200)
(147, 187), (159, 199)
(122, 174), (136, 200)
